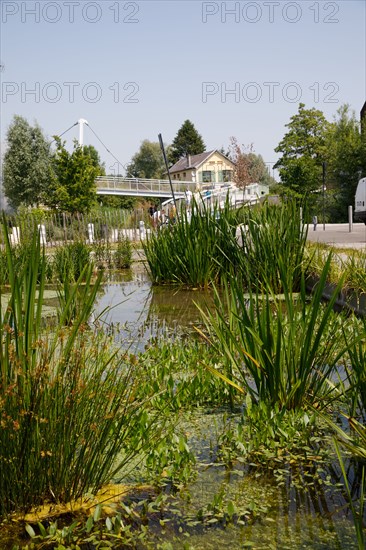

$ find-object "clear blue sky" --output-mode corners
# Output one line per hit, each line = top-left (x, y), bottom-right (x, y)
(0, 0), (365, 177)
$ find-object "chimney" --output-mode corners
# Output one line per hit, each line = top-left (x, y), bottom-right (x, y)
(186, 154), (191, 168)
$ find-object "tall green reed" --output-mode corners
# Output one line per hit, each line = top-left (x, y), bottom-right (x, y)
(52, 241), (92, 283)
(143, 199), (309, 294)
(235, 200), (309, 293)
(197, 255), (348, 410)
(340, 317), (366, 423)
(143, 198), (238, 288)
(335, 441), (365, 550)
(0, 222), (164, 517)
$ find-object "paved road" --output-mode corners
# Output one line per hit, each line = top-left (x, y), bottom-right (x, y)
(306, 223), (366, 249)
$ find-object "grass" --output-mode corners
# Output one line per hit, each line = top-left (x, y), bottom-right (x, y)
(306, 243), (366, 296)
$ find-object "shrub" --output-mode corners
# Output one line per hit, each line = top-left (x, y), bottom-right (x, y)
(114, 234), (132, 269)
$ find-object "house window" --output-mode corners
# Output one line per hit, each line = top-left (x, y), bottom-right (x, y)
(202, 170), (213, 183)
(183, 172), (186, 178)
(222, 170), (233, 182)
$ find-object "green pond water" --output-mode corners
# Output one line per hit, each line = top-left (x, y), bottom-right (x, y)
(111, 408), (360, 549)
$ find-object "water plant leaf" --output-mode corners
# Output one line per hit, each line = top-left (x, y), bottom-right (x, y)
(25, 524), (36, 538)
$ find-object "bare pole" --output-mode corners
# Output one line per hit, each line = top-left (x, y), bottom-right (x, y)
(322, 161), (326, 231)
(158, 133), (179, 220)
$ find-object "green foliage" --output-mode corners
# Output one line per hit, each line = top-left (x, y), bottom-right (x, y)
(143, 198), (238, 288)
(275, 103), (366, 221)
(236, 200), (309, 293)
(143, 199), (308, 293)
(361, 108), (366, 177)
(228, 139), (275, 187)
(138, 338), (230, 410)
(98, 194), (138, 209)
(92, 239), (113, 269)
(340, 316), (366, 423)
(218, 399), (327, 478)
(82, 144), (106, 175)
(46, 137), (99, 214)
(199, 256), (349, 411)
(0, 222), (165, 517)
(13, 506), (138, 549)
(335, 443), (365, 550)
(325, 105), (364, 221)
(3, 115), (51, 209)
(0, 239), (53, 286)
(146, 433), (195, 488)
(274, 103), (329, 199)
(169, 120), (206, 165)
(306, 244), (366, 296)
(52, 241), (92, 282)
(127, 140), (166, 179)
(114, 235), (132, 269)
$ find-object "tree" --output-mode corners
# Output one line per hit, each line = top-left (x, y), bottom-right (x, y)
(3, 115), (51, 209)
(82, 145), (106, 175)
(127, 140), (166, 179)
(325, 105), (363, 221)
(361, 106), (366, 178)
(228, 138), (275, 189)
(46, 138), (99, 214)
(97, 195), (138, 209)
(169, 120), (205, 165)
(274, 103), (329, 197)
(247, 153), (276, 187)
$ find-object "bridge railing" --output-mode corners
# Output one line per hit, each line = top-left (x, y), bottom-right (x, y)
(95, 176), (196, 195)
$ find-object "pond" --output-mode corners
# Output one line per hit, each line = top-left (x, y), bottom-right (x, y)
(93, 265), (362, 549)
(95, 266), (217, 350)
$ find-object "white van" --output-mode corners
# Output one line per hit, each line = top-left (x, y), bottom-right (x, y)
(354, 177), (366, 223)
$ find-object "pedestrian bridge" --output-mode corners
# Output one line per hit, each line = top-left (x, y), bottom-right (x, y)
(95, 176), (196, 199)
(95, 176), (264, 209)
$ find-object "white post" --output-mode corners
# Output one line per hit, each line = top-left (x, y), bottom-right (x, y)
(87, 222), (95, 243)
(139, 220), (146, 241)
(37, 224), (47, 245)
(348, 205), (353, 232)
(12, 226), (20, 245)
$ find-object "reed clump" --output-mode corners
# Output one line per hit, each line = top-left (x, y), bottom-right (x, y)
(143, 199), (309, 293)
(0, 222), (163, 518)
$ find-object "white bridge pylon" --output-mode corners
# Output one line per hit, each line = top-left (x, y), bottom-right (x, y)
(78, 118), (89, 146)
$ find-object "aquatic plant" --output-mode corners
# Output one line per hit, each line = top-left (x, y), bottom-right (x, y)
(142, 197), (238, 288)
(333, 437), (365, 550)
(197, 255), (348, 410)
(235, 200), (309, 293)
(114, 234), (132, 269)
(143, 199), (309, 295)
(0, 222), (164, 517)
(340, 317), (366, 422)
(52, 240), (92, 282)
